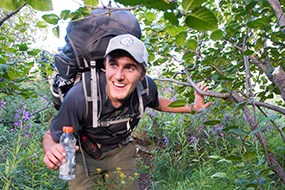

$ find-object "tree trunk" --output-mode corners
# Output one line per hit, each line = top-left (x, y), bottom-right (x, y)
(232, 92), (285, 184)
(272, 66), (285, 102)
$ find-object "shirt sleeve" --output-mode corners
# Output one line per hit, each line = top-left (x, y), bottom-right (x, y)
(145, 76), (160, 108)
(50, 82), (86, 142)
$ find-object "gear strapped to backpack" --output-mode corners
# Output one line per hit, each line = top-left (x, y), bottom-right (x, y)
(51, 8), (145, 128)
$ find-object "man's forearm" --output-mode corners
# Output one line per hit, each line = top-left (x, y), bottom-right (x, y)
(43, 130), (58, 154)
(156, 96), (194, 113)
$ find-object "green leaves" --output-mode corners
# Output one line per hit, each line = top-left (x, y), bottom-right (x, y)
(115, 0), (176, 11)
(42, 14), (59, 25)
(182, 0), (206, 12)
(210, 29), (224, 40)
(84, 0), (99, 7)
(203, 120), (220, 125)
(0, 0), (53, 11)
(25, 0), (53, 11)
(185, 7), (218, 32)
(168, 100), (187, 107)
(0, 0), (25, 11)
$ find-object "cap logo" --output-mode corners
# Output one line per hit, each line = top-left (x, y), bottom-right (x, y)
(120, 37), (134, 46)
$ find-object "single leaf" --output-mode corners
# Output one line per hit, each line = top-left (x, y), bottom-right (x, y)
(259, 168), (272, 177)
(186, 39), (198, 50)
(243, 49), (254, 55)
(19, 44), (28, 51)
(228, 128), (244, 136)
(182, 52), (195, 61)
(203, 120), (220, 125)
(209, 155), (223, 160)
(176, 32), (187, 46)
(84, 0), (99, 7)
(60, 10), (71, 20)
(7, 69), (20, 80)
(168, 100), (187, 108)
(182, 0), (206, 12)
(235, 101), (247, 110)
(211, 172), (228, 179)
(0, 0), (25, 11)
(52, 26), (60, 38)
(145, 12), (156, 22)
(225, 155), (242, 161)
(115, 0), (176, 10)
(247, 18), (266, 29)
(36, 21), (48, 28)
(243, 151), (256, 161)
(42, 14), (60, 25)
(235, 179), (250, 184)
(210, 29), (224, 40)
(26, 0), (53, 11)
(164, 11), (179, 26)
(185, 7), (218, 32)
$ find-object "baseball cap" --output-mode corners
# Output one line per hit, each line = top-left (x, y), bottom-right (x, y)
(105, 34), (148, 66)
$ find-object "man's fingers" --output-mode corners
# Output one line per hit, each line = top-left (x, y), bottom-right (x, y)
(43, 144), (66, 170)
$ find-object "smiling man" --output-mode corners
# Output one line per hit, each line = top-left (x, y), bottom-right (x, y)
(43, 34), (211, 190)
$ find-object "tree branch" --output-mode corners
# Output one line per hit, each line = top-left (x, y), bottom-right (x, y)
(0, 3), (26, 27)
(267, 0), (285, 33)
(154, 68), (285, 115)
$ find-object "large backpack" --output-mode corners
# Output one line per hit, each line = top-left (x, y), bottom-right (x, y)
(51, 8), (142, 125)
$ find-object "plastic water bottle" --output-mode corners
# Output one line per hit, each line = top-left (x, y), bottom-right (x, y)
(59, 126), (76, 180)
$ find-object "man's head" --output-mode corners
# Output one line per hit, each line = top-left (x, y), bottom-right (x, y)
(104, 34), (149, 107)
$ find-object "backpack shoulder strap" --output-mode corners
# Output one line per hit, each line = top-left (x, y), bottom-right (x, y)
(82, 60), (103, 128)
(136, 76), (150, 119)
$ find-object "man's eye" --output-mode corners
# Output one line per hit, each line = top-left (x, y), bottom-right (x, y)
(126, 66), (135, 71)
(109, 62), (117, 67)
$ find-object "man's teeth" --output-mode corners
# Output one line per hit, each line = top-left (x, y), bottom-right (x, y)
(114, 82), (126, 87)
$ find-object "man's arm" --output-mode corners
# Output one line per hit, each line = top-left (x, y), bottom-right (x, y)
(43, 130), (66, 170)
(155, 82), (211, 113)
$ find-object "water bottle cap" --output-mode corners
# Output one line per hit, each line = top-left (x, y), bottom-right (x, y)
(63, 126), (74, 133)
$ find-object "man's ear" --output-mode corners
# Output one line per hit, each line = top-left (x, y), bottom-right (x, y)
(140, 70), (146, 81)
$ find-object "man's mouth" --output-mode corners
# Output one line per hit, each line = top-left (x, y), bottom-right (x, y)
(113, 82), (126, 88)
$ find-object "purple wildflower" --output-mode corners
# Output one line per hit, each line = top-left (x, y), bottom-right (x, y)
(14, 113), (20, 119)
(34, 153), (38, 158)
(224, 113), (231, 120)
(0, 100), (6, 109)
(23, 111), (29, 120)
(210, 124), (224, 137)
(163, 136), (169, 146)
(146, 108), (156, 117)
(164, 87), (173, 94)
(189, 136), (198, 145)
(13, 120), (21, 127)
(264, 125), (272, 132)
(243, 114), (248, 122)
(170, 96), (177, 101)
(24, 124), (31, 130)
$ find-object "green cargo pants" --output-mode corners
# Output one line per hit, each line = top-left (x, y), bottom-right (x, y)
(68, 142), (139, 190)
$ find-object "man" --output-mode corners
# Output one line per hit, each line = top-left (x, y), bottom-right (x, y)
(43, 34), (211, 190)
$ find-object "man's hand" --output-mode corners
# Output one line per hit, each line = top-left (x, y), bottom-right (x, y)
(193, 82), (212, 112)
(43, 143), (66, 170)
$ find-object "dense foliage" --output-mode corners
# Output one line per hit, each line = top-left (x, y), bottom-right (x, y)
(0, 0), (285, 189)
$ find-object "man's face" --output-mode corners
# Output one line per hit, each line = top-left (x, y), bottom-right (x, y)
(105, 54), (144, 107)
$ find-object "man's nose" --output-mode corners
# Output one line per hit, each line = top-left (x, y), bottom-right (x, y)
(115, 69), (125, 80)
